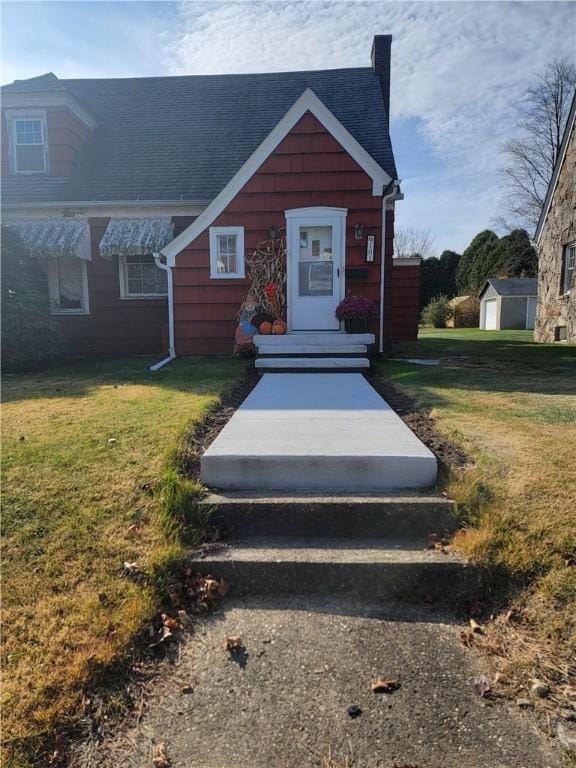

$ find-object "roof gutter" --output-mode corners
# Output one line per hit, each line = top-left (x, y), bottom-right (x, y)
(379, 181), (403, 354)
(149, 252), (176, 371)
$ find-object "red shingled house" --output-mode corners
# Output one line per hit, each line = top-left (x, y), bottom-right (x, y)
(1, 35), (420, 367)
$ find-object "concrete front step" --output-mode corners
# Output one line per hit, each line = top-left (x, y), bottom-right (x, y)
(254, 332), (375, 348)
(201, 374), (437, 491)
(257, 344), (368, 355)
(187, 538), (483, 604)
(255, 357), (370, 371)
(203, 492), (456, 539)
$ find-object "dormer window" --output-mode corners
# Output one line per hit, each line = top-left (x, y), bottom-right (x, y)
(8, 111), (48, 173)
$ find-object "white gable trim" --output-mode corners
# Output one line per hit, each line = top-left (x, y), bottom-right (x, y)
(161, 88), (391, 265)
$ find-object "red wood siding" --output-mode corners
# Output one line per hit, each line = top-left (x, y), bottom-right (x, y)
(173, 111), (389, 355)
(1, 106), (91, 177)
(56, 218), (169, 357)
(389, 262), (421, 342)
(46, 108), (91, 177)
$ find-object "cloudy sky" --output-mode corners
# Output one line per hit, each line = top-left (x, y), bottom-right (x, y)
(2, 1), (575, 253)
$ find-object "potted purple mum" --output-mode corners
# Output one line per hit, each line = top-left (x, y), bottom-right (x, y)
(335, 295), (377, 333)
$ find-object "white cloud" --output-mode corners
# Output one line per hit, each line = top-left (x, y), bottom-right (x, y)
(2, 1), (574, 251)
(165, 0), (576, 250)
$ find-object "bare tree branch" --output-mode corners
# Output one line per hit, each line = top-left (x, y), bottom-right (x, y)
(394, 226), (436, 260)
(501, 59), (576, 231)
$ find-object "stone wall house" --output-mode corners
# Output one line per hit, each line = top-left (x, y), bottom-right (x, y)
(534, 92), (576, 343)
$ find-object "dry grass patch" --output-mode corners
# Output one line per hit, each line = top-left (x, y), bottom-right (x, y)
(1, 356), (245, 763)
(376, 329), (576, 708)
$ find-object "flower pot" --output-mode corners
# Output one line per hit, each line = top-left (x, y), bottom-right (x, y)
(344, 317), (368, 334)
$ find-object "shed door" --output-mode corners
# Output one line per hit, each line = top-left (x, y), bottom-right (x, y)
(484, 299), (498, 330)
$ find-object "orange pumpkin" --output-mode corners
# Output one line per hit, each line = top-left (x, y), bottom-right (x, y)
(272, 319), (287, 335)
(259, 321), (272, 335)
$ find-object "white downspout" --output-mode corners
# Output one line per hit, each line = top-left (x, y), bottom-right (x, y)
(379, 181), (403, 354)
(150, 251), (176, 371)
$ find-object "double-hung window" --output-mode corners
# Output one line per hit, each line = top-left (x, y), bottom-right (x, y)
(47, 257), (89, 314)
(209, 227), (245, 278)
(10, 113), (48, 173)
(561, 242), (575, 295)
(119, 254), (168, 298)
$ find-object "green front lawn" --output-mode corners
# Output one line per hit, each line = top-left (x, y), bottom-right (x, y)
(376, 328), (576, 692)
(1, 357), (246, 758)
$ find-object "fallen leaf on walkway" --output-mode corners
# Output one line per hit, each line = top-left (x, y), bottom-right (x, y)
(474, 674), (491, 698)
(460, 630), (475, 647)
(152, 742), (170, 767)
(427, 533), (452, 554)
(469, 619), (484, 634)
(149, 625), (173, 649)
(371, 677), (401, 694)
(161, 613), (180, 632)
(180, 684), (194, 694)
(225, 636), (243, 652)
(347, 704), (362, 718)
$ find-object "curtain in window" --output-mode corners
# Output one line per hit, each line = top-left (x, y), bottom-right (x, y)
(58, 258), (83, 305)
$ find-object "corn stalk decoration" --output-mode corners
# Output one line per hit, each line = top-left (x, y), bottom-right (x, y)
(241, 232), (287, 320)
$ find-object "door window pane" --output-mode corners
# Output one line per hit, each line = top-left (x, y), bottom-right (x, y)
(299, 226), (332, 261)
(298, 225), (333, 296)
(298, 261), (333, 296)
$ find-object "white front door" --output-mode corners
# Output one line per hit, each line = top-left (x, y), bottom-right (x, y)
(286, 208), (346, 331)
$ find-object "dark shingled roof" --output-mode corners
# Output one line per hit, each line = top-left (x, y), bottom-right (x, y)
(3, 72), (66, 93)
(1, 69), (397, 205)
(483, 278), (538, 297)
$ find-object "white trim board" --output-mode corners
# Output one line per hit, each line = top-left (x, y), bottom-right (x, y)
(161, 88), (392, 266)
(2, 91), (98, 130)
(535, 91), (576, 244)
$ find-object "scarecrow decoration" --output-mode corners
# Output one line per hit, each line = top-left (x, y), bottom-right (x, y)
(234, 230), (287, 353)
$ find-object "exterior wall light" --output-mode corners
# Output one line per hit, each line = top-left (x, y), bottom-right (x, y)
(354, 224), (364, 240)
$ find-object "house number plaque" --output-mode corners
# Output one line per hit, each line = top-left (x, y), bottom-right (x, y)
(366, 235), (375, 262)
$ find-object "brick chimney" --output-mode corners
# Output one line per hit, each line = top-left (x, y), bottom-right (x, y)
(371, 35), (392, 120)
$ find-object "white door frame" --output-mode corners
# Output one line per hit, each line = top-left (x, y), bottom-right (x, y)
(285, 207), (347, 332)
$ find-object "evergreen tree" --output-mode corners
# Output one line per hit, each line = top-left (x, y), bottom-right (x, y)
(420, 250), (461, 308)
(456, 230), (500, 294)
(1, 226), (64, 371)
(496, 229), (538, 278)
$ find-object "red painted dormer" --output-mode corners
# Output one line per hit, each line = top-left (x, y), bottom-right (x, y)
(1, 73), (95, 178)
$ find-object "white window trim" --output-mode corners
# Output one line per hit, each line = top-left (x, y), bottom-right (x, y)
(6, 109), (49, 175)
(118, 254), (168, 299)
(47, 257), (90, 315)
(209, 227), (245, 279)
(561, 241), (575, 296)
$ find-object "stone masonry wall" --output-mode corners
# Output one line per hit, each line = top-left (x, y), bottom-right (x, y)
(535, 120), (576, 343)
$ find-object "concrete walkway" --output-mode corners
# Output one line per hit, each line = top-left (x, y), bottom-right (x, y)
(88, 597), (558, 768)
(201, 374), (437, 491)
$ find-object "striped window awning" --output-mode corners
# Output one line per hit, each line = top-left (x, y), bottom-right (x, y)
(99, 217), (174, 260)
(6, 218), (91, 260)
